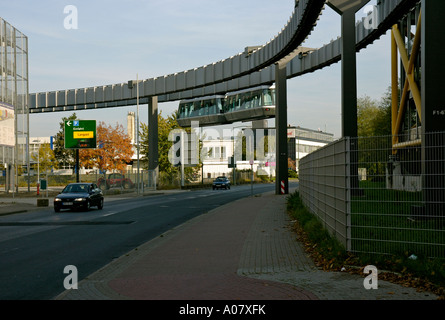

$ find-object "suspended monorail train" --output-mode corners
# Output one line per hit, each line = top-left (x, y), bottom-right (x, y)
(176, 84), (275, 127)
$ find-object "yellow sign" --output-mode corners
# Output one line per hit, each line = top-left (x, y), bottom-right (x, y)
(74, 131), (94, 139)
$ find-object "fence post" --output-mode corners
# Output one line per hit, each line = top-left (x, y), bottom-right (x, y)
(345, 137), (352, 252)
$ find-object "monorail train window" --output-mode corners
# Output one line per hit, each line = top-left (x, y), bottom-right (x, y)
(235, 95), (241, 110)
(200, 100), (209, 116)
(234, 95), (241, 111)
(240, 95), (246, 110)
(178, 103), (186, 118)
(181, 102), (193, 118)
(217, 99), (224, 113)
(225, 94), (242, 112)
(244, 92), (253, 109)
(251, 90), (261, 108)
(224, 97), (230, 112)
(226, 95), (235, 112)
(188, 102), (196, 117)
(181, 105), (185, 118)
(185, 102), (192, 117)
(206, 100), (213, 115)
(263, 89), (275, 106)
(208, 99), (215, 115)
(194, 102), (199, 116)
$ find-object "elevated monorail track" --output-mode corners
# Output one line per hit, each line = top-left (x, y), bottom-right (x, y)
(29, 0), (325, 113)
(29, 0), (419, 114)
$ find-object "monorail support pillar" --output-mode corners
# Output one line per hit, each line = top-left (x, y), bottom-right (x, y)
(421, 0), (445, 217)
(148, 96), (159, 187)
(275, 62), (289, 195)
(327, 0), (368, 197)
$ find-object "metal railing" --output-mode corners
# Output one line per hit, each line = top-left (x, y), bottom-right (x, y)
(299, 132), (445, 258)
(7, 169), (157, 195)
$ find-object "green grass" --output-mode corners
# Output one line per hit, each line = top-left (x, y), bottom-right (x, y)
(287, 190), (445, 291)
(286, 191), (348, 269)
(350, 180), (445, 258)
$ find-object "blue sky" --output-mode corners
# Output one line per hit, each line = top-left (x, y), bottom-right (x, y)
(2, 0), (388, 139)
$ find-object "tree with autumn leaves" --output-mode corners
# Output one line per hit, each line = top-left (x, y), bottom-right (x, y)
(53, 111), (201, 179)
(79, 122), (133, 172)
(53, 114), (134, 173)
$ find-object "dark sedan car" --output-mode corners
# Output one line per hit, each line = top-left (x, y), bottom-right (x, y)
(212, 176), (230, 190)
(54, 183), (104, 212)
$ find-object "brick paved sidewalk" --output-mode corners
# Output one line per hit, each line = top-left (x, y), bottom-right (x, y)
(55, 189), (438, 300)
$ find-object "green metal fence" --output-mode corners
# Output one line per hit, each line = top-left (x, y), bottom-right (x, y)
(299, 132), (445, 259)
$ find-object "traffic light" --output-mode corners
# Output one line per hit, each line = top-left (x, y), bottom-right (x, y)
(228, 156), (235, 168)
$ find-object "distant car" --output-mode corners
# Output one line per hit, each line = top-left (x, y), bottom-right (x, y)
(97, 173), (135, 190)
(54, 182), (104, 212)
(212, 176), (230, 190)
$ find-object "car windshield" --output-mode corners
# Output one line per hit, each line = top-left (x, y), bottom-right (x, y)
(63, 184), (89, 193)
(215, 178), (226, 182)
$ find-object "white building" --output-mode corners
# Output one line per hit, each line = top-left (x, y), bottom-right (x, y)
(199, 125), (334, 178)
(287, 126), (335, 172)
(22, 118), (334, 179)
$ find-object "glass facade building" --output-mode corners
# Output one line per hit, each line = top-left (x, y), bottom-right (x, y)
(0, 17), (29, 186)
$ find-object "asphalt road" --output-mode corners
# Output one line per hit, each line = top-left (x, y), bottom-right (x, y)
(0, 183), (280, 300)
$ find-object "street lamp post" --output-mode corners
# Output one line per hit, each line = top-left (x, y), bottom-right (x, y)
(232, 124), (248, 186)
(128, 76), (141, 195)
(136, 74), (140, 195)
(37, 147), (40, 195)
(32, 139), (41, 195)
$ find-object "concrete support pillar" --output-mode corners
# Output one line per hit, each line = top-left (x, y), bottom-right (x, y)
(275, 62), (288, 195)
(148, 96), (159, 185)
(340, 9), (358, 139)
(341, 8), (361, 195)
(421, 0), (445, 216)
(328, 0), (368, 196)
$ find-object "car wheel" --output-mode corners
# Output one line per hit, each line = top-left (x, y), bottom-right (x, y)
(98, 199), (104, 210)
(84, 200), (91, 212)
(54, 207), (60, 213)
(123, 181), (130, 189)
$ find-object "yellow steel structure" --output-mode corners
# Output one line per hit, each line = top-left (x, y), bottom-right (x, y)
(391, 11), (422, 152)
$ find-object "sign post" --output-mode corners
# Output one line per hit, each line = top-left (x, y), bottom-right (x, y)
(64, 120), (97, 149)
(64, 120), (97, 182)
(250, 159), (254, 197)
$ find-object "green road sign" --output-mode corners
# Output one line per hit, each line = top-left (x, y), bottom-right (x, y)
(64, 120), (97, 149)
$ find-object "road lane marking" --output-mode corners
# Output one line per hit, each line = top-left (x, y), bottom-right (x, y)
(103, 212), (118, 217)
